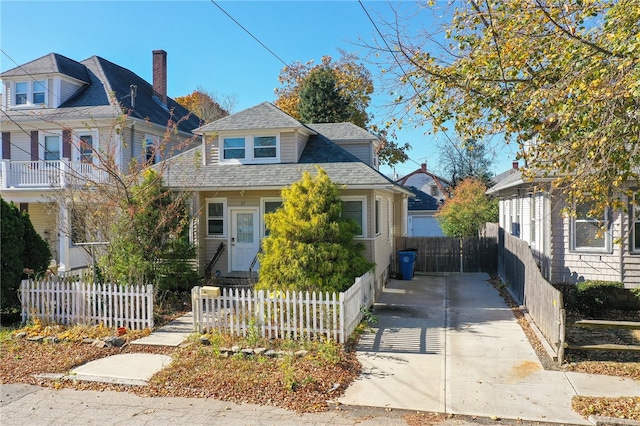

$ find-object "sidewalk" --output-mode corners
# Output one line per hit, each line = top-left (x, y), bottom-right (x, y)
(338, 273), (640, 425)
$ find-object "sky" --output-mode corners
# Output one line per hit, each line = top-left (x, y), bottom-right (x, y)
(0, 0), (518, 179)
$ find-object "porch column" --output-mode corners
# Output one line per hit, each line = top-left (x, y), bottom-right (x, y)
(57, 202), (70, 273)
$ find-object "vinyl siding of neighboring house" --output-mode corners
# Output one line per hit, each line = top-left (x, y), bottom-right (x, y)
(491, 177), (640, 289)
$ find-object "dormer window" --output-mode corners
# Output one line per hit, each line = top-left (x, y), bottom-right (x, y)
(33, 80), (46, 104)
(223, 138), (246, 160)
(15, 82), (27, 105)
(220, 134), (280, 164)
(12, 80), (48, 107)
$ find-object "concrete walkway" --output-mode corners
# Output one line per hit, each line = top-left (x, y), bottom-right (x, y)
(338, 273), (640, 425)
(38, 312), (195, 386)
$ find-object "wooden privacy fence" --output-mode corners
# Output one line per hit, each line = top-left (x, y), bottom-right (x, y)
(20, 280), (154, 330)
(486, 223), (566, 364)
(395, 236), (497, 273)
(192, 271), (375, 344)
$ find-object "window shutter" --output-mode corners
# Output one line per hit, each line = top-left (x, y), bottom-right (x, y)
(63, 129), (72, 159)
(30, 131), (38, 161)
(1, 132), (9, 159)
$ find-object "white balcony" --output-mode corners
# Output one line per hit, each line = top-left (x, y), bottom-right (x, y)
(0, 160), (110, 190)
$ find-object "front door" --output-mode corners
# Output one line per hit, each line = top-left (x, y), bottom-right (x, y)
(231, 209), (259, 271)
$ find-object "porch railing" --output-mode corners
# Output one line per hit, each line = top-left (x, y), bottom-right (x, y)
(0, 160), (109, 189)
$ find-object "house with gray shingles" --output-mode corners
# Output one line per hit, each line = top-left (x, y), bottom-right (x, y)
(487, 163), (640, 288)
(395, 164), (450, 236)
(0, 50), (200, 272)
(160, 102), (412, 292)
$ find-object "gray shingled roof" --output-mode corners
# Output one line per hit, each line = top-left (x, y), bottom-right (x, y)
(486, 169), (524, 194)
(194, 102), (306, 133)
(161, 145), (400, 190)
(1, 53), (200, 134)
(407, 186), (440, 211)
(1, 53), (90, 83)
(307, 122), (379, 142)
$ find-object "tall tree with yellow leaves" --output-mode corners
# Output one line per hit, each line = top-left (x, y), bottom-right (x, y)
(370, 0), (639, 215)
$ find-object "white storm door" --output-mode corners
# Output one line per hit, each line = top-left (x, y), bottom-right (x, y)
(231, 209), (259, 271)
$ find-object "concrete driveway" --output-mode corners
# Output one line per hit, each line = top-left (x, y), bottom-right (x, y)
(338, 273), (640, 425)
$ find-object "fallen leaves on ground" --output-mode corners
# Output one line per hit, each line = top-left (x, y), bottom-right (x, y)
(572, 396), (640, 421)
(0, 325), (360, 413)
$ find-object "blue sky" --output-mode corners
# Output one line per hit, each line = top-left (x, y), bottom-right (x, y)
(0, 0), (517, 178)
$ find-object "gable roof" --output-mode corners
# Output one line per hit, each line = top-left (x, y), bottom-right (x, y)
(1, 53), (90, 83)
(1, 52), (201, 134)
(194, 102), (308, 133)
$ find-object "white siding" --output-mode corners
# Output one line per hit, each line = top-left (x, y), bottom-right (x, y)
(11, 132), (31, 161)
(59, 79), (83, 105)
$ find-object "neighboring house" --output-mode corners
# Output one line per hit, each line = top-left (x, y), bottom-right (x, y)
(487, 162), (640, 288)
(160, 102), (412, 293)
(0, 50), (200, 272)
(395, 164), (451, 236)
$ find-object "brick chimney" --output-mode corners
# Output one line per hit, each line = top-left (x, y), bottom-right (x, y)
(421, 163), (427, 172)
(152, 50), (167, 105)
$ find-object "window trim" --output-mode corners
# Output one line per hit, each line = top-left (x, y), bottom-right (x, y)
(219, 133), (280, 164)
(260, 197), (283, 237)
(39, 130), (62, 161)
(76, 130), (98, 164)
(342, 196), (367, 238)
(570, 201), (610, 252)
(206, 197), (227, 238)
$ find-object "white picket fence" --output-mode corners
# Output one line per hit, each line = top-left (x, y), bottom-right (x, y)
(20, 280), (154, 330)
(191, 271), (375, 343)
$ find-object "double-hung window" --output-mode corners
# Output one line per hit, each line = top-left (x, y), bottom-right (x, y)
(254, 136), (277, 158)
(33, 80), (46, 104)
(15, 82), (28, 105)
(223, 138), (246, 160)
(572, 201), (608, 251)
(342, 197), (365, 237)
(44, 135), (61, 160)
(206, 198), (226, 237)
(221, 134), (279, 163)
(79, 134), (94, 164)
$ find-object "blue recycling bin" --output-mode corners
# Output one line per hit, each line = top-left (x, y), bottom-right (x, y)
(397, 250), (417, 280)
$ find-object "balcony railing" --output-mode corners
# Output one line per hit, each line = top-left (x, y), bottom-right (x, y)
(0, 160), (110, 189)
